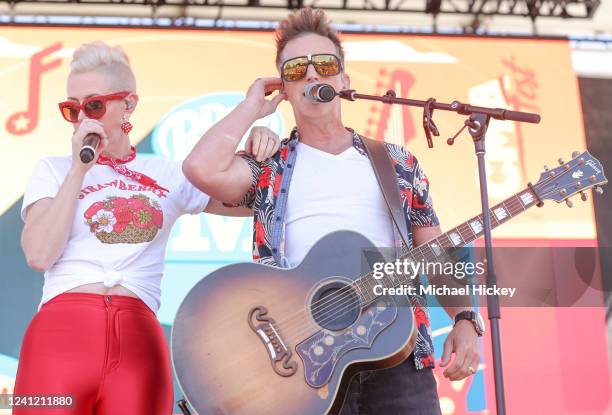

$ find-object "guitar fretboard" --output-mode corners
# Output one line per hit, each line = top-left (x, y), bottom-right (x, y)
(353, 186), (541, 305)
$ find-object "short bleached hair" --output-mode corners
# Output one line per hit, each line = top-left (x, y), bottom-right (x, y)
(275, 8), (344, 67)
(70, 41), (136, 92)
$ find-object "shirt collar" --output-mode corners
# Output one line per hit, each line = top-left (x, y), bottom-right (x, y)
(289, 127), (367, 156)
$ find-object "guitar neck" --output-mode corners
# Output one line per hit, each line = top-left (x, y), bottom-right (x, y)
(355, 185), (542, 305)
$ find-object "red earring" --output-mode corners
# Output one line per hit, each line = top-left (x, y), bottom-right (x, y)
(121, 121), (133, 134)
(121, 114), (133, 135)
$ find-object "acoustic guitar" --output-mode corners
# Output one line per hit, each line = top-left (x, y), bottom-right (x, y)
(172, 151), (607, 415)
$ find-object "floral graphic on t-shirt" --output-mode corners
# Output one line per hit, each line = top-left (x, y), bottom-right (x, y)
(84, 194), (163, 244)
(91, 210), (117, 233)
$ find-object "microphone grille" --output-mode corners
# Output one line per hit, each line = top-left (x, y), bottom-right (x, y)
(319, 85), (336, 102)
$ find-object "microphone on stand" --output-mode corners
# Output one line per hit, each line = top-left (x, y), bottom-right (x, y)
(304, 83), (337, 103)
(80, 133), (100, 164)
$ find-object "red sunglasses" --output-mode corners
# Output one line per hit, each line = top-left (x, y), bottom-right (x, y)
(58, 91), (130, 123)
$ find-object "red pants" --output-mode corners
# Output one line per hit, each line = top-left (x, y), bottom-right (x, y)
(13, 292), (174, 415)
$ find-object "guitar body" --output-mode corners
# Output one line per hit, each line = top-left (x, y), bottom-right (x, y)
(172, 231), (416, 415)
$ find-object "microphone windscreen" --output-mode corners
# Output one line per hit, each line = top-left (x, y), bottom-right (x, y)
(319, 85), (336, 102)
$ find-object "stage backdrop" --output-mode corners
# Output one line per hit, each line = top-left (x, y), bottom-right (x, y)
(0, 27), (609, 415)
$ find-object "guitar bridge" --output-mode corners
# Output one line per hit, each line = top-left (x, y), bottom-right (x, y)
(248, 306), (297, 377)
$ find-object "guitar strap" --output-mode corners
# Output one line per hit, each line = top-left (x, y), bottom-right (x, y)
(360, 136), (411, 251)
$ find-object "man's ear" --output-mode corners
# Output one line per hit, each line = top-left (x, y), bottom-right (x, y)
(341, 73), (350, 90)
(281, 81), (288, 100)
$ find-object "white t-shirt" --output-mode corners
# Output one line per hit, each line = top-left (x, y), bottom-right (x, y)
(21, 155), (210, 313)
(284, 142), (395, 267)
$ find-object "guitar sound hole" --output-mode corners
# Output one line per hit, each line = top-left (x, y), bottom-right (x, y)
(311, 281), (361, 331)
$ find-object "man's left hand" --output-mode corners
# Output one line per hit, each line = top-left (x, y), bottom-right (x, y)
(439, 320), (481, 381)
(245, 126), (281, 162)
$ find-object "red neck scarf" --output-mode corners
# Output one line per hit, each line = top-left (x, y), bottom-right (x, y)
(96, 146), (169, 193)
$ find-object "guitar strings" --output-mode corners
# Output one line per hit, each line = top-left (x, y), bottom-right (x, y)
(250, 168), (584, 347)
(295, 165), (579, 327)
(307, 179), (579, 333)
(278, 181), (575, 345)
(286, 198), (526, 341)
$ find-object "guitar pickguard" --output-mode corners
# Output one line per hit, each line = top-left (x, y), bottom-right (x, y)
(296, 299), (397, 388)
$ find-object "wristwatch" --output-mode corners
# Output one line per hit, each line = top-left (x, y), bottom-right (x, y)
(454, 311), (485, 336)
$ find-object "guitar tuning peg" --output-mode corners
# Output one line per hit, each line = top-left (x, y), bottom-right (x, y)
(566, 199), (573, 208)
(544, 165), (549, 171)
(558, 158), (564, 165)
(580, 191), (588, 201)
(572, 151), (581, 158)
(595, 186), (604, 195)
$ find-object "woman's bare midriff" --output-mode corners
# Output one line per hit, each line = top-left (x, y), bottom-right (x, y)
(66, 283), (139, 297)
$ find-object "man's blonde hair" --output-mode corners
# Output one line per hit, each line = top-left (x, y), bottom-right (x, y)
(70, 41), (136, 92)
(275, 8), (344, 67)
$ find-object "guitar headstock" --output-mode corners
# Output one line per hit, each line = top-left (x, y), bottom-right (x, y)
(532, 151), (607, 207)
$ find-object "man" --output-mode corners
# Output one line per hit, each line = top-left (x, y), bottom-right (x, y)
(183, 8), (482, 414)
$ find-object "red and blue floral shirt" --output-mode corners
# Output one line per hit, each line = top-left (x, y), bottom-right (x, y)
(235, 128), (440, 370)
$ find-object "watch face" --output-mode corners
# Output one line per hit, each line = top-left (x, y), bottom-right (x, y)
(475, 313), (485, 334)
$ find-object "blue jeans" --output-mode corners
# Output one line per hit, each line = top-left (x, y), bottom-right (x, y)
(338, 356), (442, 415)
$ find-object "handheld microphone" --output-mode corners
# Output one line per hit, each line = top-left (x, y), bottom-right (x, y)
(304, 83), (337, 103)
(80, 133), (100, 164)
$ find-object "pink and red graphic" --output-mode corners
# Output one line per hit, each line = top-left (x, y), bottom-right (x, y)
(84, 194), (163, 244)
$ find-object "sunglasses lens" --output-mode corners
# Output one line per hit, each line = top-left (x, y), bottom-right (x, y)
(313, 55), (340, 76)
(283, 57), (308, 81)
(84, 99), (105, 119)
(61, 104), (79, 123)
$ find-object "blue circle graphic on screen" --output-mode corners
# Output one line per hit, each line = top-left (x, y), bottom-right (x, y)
(151, 92), (285, 162)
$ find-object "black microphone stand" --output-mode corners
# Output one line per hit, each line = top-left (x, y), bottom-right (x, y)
(338, 88), (541, 415)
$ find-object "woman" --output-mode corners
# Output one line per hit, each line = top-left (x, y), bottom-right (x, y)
(15, 41), (280, 414)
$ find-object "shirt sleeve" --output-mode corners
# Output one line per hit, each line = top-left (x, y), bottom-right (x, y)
(222, 153), (260, 210)
(176, 163), (211, 215)
(21, 158), (62, 222)
(410, 155), (440, 227)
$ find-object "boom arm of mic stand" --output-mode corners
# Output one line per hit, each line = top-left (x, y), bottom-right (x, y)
(337, 89), (541, 125)
(338, 89), (356, 101)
